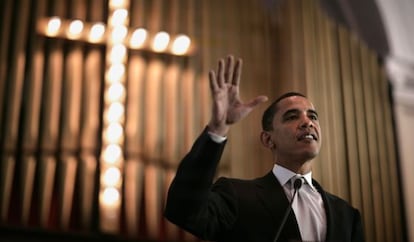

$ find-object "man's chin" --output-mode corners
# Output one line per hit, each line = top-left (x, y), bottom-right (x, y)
(302, 150), (320, 161)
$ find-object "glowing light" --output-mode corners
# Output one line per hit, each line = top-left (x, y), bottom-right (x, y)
(111, 25), (128, 43)
(152, 31), (170, 52)
(110, 0), (128, 9)
(102, 167), (122, 187)
(103, 144), (122, 164)
(46, 17), (61, 36)
(172, 35), (191, 55)
(111, 9), (128, 26)
(106, 102), (124, 123)
(89, 23), (105, 42)
(68, 19), (84, 38)
(107, 82), (125, 102)
(129, 28), (147, 48)
(109, 44), (127, 63)
(101, 187), (120, 206)
(107, 64), (125, 83)
(105, 122), (123, 143)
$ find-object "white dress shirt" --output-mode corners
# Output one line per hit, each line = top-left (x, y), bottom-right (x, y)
(272, 164), (327, 241)
(208, 131), (227, 143)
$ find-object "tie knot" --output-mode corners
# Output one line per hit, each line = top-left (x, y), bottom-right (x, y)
(291, 175), (305, 190)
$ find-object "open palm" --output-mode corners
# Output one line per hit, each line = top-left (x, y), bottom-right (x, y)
(208, 55), (268, 136)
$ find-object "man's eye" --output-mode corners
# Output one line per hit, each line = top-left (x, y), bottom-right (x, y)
(286, 115), (297, 120)
(310, 114), (318, 120)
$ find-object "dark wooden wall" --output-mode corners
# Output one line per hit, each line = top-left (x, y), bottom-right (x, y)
(0, 0), (405, 241)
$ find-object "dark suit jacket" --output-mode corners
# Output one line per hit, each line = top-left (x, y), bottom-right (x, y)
(164, 128), (365, 242)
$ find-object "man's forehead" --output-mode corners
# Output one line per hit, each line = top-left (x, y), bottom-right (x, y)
(277, 95), (315, 111)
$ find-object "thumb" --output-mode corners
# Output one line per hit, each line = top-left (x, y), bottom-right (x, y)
(245, 95), (268, 109)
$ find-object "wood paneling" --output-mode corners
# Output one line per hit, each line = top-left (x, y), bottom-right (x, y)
(0, 0), (405, 241)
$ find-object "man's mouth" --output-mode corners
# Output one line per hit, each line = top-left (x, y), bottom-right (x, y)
(297, 133), (318, 141)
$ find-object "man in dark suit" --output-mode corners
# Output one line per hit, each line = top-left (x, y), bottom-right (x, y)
(164, 55), (365, 242)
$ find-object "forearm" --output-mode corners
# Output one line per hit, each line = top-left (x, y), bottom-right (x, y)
(164, 127), (227, 223)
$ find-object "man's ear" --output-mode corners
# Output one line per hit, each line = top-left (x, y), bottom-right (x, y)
(260, 131), (274, 149)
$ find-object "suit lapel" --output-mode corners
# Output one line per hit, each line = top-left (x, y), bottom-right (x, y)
(254, 172), (302, 241)
(312, 179), (334, 241)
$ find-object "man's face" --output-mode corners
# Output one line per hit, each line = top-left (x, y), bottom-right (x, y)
(270, 96), (322, 163)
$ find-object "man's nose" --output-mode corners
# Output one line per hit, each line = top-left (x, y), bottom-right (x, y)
(300, 116), (313, 128)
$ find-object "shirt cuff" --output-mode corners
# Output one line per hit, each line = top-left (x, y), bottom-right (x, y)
(208, 132), (227, 143)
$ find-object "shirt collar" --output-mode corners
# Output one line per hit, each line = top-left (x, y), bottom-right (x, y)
(272, 164), (317, 191)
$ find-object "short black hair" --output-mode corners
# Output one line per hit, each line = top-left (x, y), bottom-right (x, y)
(261, 92), (306, 131)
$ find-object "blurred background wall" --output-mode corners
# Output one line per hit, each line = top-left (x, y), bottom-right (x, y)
(0, 0), (411, 241)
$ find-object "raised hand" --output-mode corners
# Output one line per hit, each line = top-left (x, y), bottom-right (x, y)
(207, 55), (268, 136)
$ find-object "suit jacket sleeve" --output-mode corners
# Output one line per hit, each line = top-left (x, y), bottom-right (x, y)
(352, 209), (365, 242)
(164, 127), (238, 240)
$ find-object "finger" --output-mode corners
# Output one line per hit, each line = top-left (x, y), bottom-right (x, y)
(232, 58), (242, 86)
(217, 59), (225, 88)
(209, 70), (219, 91)
(225, 55), (234, 83)
(246, 95), (269, 108)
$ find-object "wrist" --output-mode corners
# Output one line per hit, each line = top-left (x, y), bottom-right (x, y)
(208, 132), (227, 143)
(207, 122), (229, 137)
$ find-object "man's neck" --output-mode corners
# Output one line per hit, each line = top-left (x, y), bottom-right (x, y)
(275, 160), (312, 174)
